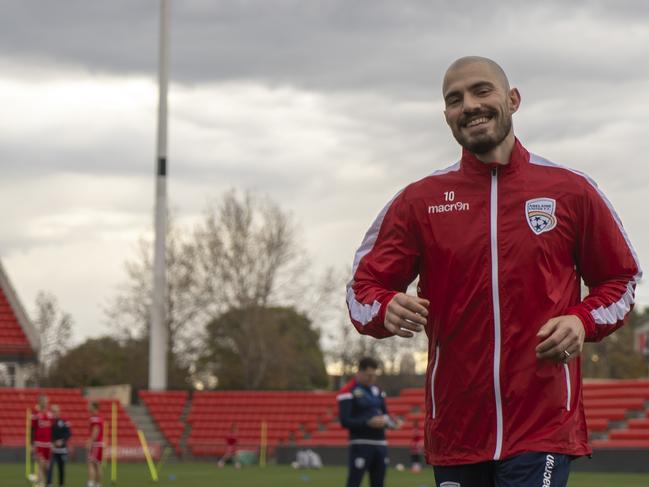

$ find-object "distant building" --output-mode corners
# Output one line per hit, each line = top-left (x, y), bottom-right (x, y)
(0, 259), (39, 387)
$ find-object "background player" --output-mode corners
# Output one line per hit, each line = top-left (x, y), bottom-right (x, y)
(48, 404), (71, 487)
(337, 357), (401, 487)
(31, 394), (53, 487)
(409, 420), (424, 474)
(217, 422), (241, 469)
(86, 402), (104, 487)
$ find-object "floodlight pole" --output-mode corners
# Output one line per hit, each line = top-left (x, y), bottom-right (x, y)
(149, 0), (169, 391)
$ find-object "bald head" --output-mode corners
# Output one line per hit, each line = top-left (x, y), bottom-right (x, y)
(443, 56), (510, 95)
(441, 56), (521, 159)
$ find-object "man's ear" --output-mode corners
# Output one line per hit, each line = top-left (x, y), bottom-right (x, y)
(509, 88), (521, 114)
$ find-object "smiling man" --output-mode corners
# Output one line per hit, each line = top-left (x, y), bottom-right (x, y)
(346, 56), (642, 487)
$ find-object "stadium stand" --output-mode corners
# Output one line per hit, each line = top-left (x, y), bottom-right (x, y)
(0, 389), (140, 451)
(185, 391), (337, 456)
(294, 379), (649, 449)
(139, 390), (189, 455)
(1, 380), (648, 459)
(587, 379), (649, 448)
(0, 260), (38, 366)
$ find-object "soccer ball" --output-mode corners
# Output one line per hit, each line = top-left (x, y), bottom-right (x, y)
(395, 463), (405, 471)
(28, 473), (37, 482)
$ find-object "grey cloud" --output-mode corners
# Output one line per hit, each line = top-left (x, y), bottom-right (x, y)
(3, 0), (648, 97)
(0, 137), (153, 179)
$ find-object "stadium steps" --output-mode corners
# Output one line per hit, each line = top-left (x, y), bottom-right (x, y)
(139, 390), (190, 458)
(124, 404), (167, 450)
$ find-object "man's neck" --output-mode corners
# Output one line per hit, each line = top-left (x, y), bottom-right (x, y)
(473, 132), (515, 165)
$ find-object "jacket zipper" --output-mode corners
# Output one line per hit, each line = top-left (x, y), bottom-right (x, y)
(431, 344), (440, 419)
(490, 168), (504, 460)
(564, 363), (571, 411)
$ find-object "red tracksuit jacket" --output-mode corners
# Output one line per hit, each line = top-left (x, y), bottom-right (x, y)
(346, 139), (641, 466)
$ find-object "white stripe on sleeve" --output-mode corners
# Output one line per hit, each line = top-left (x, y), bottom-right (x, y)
(530, 153), (643, 326)
(346, 162), (461, 326)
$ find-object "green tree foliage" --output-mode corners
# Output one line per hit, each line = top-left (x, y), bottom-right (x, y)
(582, 306), (649, 379)
(200, 306), (328, 390)
(44, 336), (189, 389)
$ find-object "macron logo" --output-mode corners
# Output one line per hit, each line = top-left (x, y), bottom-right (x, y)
(542, 454), (555, 486)
(428, 202), (470, 214)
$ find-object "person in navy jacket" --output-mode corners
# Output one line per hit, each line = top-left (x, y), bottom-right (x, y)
(338, 357), (401, 487)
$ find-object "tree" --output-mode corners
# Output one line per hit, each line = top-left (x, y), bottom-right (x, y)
(33, 291), (72, 382)
(191, 190), (311, 312)
(582, 306), (649, 379)
(104, 189), (333, 385)
(44, 336), (190, 389)
(104, 220), (206, 364)
(200, 306), (328, 390)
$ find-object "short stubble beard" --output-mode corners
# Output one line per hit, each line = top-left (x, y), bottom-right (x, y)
(454, 111), (512, 155)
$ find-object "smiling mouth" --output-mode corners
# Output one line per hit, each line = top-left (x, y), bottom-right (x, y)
(464, 115), (492, 128)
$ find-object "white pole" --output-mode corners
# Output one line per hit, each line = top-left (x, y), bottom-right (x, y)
(150, 0), (169, 390)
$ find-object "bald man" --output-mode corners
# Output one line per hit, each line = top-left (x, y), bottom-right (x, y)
(346, 56), (641, 486)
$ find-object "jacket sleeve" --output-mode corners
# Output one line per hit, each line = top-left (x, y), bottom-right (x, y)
(566, 178), (642, 342)
(346, 190), (421, 338)
(337, 393), (368, 429)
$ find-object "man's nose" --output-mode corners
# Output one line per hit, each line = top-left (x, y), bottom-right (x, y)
(462, 94), (481, 112)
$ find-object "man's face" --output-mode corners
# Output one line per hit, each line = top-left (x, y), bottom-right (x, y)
(443, 61), (519, 155)
(51, 406), (60, 418)
(357, 367), (378, 386)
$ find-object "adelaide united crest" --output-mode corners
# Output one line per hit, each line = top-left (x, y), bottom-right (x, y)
(525, 198), (557, 235)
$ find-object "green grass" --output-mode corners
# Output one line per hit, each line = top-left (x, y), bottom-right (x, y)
(0, 463), (648, 487)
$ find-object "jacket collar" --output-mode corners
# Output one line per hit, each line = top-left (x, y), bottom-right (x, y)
(460, 137), (529, 176)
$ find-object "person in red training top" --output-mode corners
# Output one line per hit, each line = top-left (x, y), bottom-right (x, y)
(217, 422), (241, 469)
(409, 421), (424, 474)
(86, 402), (104, 487)
(31, 394), (54, 487)
(346, 56), (641, 487)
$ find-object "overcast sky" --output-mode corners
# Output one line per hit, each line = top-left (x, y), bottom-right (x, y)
(1, 0), (648, 344)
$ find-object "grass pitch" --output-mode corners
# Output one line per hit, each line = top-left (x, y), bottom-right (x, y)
(1, 463), (648, 487)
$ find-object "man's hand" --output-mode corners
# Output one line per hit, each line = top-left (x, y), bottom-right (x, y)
(385, 293), (430, 338)
(366, 415), (388, 429)
(536, 315), (585, 363)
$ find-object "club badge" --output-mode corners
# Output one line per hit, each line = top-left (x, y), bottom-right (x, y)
(525, 198), (557, 235)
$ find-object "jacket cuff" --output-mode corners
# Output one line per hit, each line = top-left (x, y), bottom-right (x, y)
(565, 305), (596, 341)
(379, 292), (399, 324)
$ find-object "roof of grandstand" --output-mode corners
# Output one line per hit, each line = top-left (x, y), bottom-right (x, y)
(0, 258), (39, 362)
